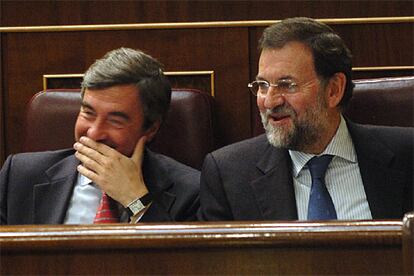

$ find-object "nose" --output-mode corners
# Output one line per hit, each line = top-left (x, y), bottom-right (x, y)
(262, 88), (285, 109)
(86, 119), (108, 142)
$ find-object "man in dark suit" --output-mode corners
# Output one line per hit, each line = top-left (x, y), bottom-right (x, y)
(198, 17), (413, 221)
(0, 48), (199, 224)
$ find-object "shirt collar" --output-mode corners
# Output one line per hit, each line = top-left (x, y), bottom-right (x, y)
(289, 115), (357, 177)
(78, 173), (93, 186)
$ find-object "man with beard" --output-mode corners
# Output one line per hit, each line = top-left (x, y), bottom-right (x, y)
(0, 48), (199, 224)
(198, 17), (413, 221)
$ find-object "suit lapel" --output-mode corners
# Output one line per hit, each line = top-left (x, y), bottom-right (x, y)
(33, 154), (78, 224)
(347, 121), (406, 219)
(140, 150), (175, 222)
(250, 143), (298, 220)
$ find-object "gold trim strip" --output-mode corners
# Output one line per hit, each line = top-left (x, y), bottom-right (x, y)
(353, 66), (414, 71)
(42, 74), (84, 90)
(1, 17), (413, 33)
(165, 71), (215, 97)
(43, 71), (215, 96)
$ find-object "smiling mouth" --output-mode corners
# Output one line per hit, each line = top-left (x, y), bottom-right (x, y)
(269, 113), (290, 122)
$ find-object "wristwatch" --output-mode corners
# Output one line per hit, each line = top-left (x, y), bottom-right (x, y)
(126, 193), (153, 217)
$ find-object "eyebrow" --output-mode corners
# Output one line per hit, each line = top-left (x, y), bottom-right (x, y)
(255, 75), (295, 82)
(81, 101), (131, 121)
(108, 111), (131, 121)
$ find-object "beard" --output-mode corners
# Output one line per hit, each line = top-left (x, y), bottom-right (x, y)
(260, 93), (329, 151)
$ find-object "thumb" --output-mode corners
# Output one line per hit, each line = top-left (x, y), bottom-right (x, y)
(131, 136), (147, 166)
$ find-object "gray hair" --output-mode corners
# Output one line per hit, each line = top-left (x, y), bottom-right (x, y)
(81, 47), (171, 130)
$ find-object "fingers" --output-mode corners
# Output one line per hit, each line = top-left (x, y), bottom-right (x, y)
(74, 136), (113, 176)
(74, 142), (103, 165)
(74, 150), (103, 174)
(131, 136), (147, 167)
(78, 136), (115, 157)
(76, 163), (98, 182)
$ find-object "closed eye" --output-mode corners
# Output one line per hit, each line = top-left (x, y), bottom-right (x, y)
(80, 106), (96, 118)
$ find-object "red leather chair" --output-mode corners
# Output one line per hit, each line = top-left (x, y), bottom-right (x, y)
(24, 88), (215, 169)
(345, 76), (414, 127)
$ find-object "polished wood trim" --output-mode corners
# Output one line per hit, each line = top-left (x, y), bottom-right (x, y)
(353, 66), (414, 71)
(0, 220), (402, 251)
(402, 212), (414, 275)
(165, 71), (215, 97)
(43, 71), (215, 96)
(0, 33), (3, 164)
(42, 74), (83, 90)
(0, 17), (412, 33)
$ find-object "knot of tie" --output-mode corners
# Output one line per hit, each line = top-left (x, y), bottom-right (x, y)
(307, 155), (333, 180)
(94, 192), (120, 223)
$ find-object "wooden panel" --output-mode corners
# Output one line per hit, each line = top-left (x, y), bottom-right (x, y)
(0, 31), (3, 164)
(43, 72), (214, 96)
(3, 28), (250, 157)
(0, 221), (403, 275)
(1, 0), (413, 27)
(353, 68), (414, 79)
(0, 0), (3, 163)
(333, 23), (414, 67)
(248, 22), (414, 71)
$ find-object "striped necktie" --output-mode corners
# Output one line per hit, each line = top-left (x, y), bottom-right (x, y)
(307, 155), (337, 220)
(94, 192), (120, 223)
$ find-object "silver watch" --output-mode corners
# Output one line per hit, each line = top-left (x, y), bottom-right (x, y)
(126, 193), (152, 216)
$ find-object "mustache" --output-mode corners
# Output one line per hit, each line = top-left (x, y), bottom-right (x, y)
(262, 105), (296, 119)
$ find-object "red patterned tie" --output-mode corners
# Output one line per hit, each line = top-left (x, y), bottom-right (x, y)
(94, 192), (120, 223)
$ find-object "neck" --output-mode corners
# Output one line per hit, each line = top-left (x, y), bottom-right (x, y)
(303, 112), (341, 155)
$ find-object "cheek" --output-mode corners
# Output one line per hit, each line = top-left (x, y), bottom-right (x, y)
(114, 129), (142, 156)
(74, 116), (87, 140)
(117, 126), (142, 143)
(257, 97), (266, 112)
(289, 97), (315, 118)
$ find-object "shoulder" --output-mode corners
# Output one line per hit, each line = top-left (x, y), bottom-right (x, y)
(3, 149), (75, 171)
(347, 121), (413, 165)
(0, 148), (76, 189)
(208, 134), (269, 163)
(348, 121), (413, 148)
(144, 150), (200, 187)
(146, 150), (199, 175)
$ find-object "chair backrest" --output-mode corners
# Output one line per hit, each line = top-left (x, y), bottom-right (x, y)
(345, 76), (414, 127)
(24, 88), (215, 169)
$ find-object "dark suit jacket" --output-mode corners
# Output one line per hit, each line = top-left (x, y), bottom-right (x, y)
(0, 148), (200, 224)
(198, 120), (413, 221)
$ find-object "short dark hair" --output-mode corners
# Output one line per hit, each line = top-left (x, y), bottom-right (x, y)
(259, 17), (354, 108)
(81, 47), (171, 130)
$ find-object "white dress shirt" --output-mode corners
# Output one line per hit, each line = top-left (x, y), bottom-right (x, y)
(64, 174), (102, 224)
(289, 116), (373, 220)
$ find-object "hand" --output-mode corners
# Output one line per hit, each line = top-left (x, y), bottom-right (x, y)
(74, 136), (148, 207)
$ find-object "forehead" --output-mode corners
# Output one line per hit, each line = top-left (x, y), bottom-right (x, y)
(83, 85), (140, 107)
(258, 41), (316, 80)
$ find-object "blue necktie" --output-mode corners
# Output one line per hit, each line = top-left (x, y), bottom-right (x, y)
(307, 155), (337, 220)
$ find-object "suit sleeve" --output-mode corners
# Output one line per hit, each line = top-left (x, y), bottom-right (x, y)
(197, 153), (234, 221)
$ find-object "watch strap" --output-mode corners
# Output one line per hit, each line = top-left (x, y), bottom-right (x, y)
(139, 193), (153, 206)
(126, 193), (153, 217)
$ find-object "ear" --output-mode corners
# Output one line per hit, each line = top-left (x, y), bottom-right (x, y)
(143, 120), (161, 142)
(326, 72), (346, 108)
